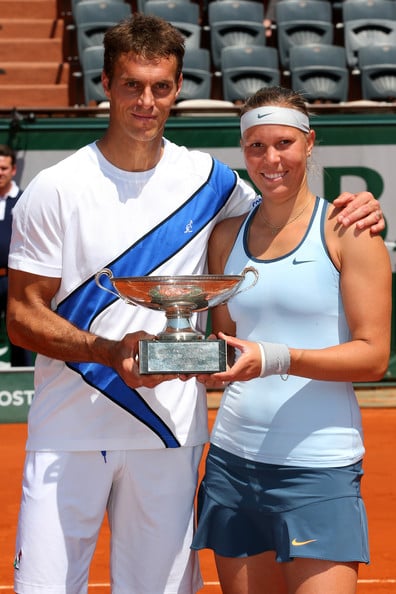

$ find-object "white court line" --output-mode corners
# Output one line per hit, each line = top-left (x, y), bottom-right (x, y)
(199, 579), (396, 586)
(359, 579), (396, 583)
(1, 579), (396, 590)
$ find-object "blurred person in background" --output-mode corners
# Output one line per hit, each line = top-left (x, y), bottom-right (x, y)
(0, 144), (33, 366)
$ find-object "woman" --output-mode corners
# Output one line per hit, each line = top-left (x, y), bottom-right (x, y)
(191, 86), (392, 594)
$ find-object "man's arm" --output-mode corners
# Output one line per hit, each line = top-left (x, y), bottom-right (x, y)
(6, 269), (176, 388)
(333, 191), (384, 234)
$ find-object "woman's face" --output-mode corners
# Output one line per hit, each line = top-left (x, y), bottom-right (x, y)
(241, 122), (315, 202)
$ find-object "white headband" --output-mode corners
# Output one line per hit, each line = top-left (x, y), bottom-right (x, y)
(240, 106), (310, 135)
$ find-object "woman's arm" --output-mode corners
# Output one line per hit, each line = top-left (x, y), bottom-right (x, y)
(210, 214), (392, 383)
(287, 213), (392, 381)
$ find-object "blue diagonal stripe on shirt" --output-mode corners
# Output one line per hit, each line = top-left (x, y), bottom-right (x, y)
(57, 158), (237, 447)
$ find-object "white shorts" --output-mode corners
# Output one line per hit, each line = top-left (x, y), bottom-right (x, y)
(14, 446), (204, 594)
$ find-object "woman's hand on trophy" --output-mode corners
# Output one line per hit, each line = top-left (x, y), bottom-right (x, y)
(110, 331), (179, 388)
(192, 373), (228, 389)
(185, 332), (229, 387)
(210, 333), (291, 382)
(209, 332), (262, 383)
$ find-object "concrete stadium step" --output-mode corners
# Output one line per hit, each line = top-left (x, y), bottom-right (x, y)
(0, 38), (63, 62)
(1, 84), (69, 108)
(0, 1), (70, 107)
(0, 18), (64, 39)
(0, 0), (57, 19)
(0, 62), (69, 84)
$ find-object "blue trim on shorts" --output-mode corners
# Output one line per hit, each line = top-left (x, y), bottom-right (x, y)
(192, 444), (369, 563)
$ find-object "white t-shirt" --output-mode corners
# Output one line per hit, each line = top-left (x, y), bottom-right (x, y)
(9, 139), (256, 451)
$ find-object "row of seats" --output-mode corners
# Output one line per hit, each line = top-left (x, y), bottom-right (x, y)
(81, 41), (396, 105)
(79, 43), (276, 105)
(271, 0), (396, 69)
(2, 0), (396, 107)
(180, 42), (396, 103)
(289, 43), (396, 104)
(72, 0), (396, 105)
(335, 0), (396, 69)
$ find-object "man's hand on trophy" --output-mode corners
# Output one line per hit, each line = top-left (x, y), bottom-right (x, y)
(110, 331), (179, 388)
(182, 333), (228, 388)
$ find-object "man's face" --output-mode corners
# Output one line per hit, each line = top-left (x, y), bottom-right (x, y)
(0, 156), (16, 196)
(102, 52), (182, 143)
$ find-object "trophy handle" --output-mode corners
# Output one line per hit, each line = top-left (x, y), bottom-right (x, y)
(225, 266), (258, 302)
(235, 266), (259, 297)
(210, 266), (259, 307)
(95, 268), (126, 301)
(241, 266), (259, 288)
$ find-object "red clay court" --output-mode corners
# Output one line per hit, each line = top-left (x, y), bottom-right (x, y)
(1, 392), (396, 593)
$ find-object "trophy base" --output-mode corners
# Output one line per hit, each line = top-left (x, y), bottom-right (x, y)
(139, 339), (227, 374)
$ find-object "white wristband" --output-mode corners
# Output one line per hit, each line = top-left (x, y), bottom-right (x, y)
(258, 341), (290, 378)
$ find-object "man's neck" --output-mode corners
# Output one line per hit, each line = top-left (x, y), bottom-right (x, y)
(97, 131), (164, 172)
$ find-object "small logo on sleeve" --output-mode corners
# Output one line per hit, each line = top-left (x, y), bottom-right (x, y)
(14, 550), (22, 570)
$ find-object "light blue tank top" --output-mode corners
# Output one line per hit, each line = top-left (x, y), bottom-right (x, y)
(211, 197), (364, 467)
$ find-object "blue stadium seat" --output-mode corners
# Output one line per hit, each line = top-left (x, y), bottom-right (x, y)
(208, 1), (266, 70)
(275, 0), (334, 69)
(290, 43), (349, 103)
(221, 45), (280, 103)
(358, 44), (396, 101)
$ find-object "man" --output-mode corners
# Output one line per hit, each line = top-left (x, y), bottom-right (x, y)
(7, 14), (384, 594)
(0, 144), (32, 366)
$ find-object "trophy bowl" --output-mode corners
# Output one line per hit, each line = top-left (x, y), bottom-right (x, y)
(95, 267), (258, 374)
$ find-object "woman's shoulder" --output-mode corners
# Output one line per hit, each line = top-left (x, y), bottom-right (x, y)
(213, 213), (247, 239)
(323, 196), (389, 270)
(320, 197), (349, 234)
(210, 213), (247, 260)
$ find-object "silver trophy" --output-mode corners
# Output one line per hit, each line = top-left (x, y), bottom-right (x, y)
(95, 267), (258, 374)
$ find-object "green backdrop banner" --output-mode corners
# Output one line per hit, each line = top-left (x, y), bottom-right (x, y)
(0, 369), (34, 423)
